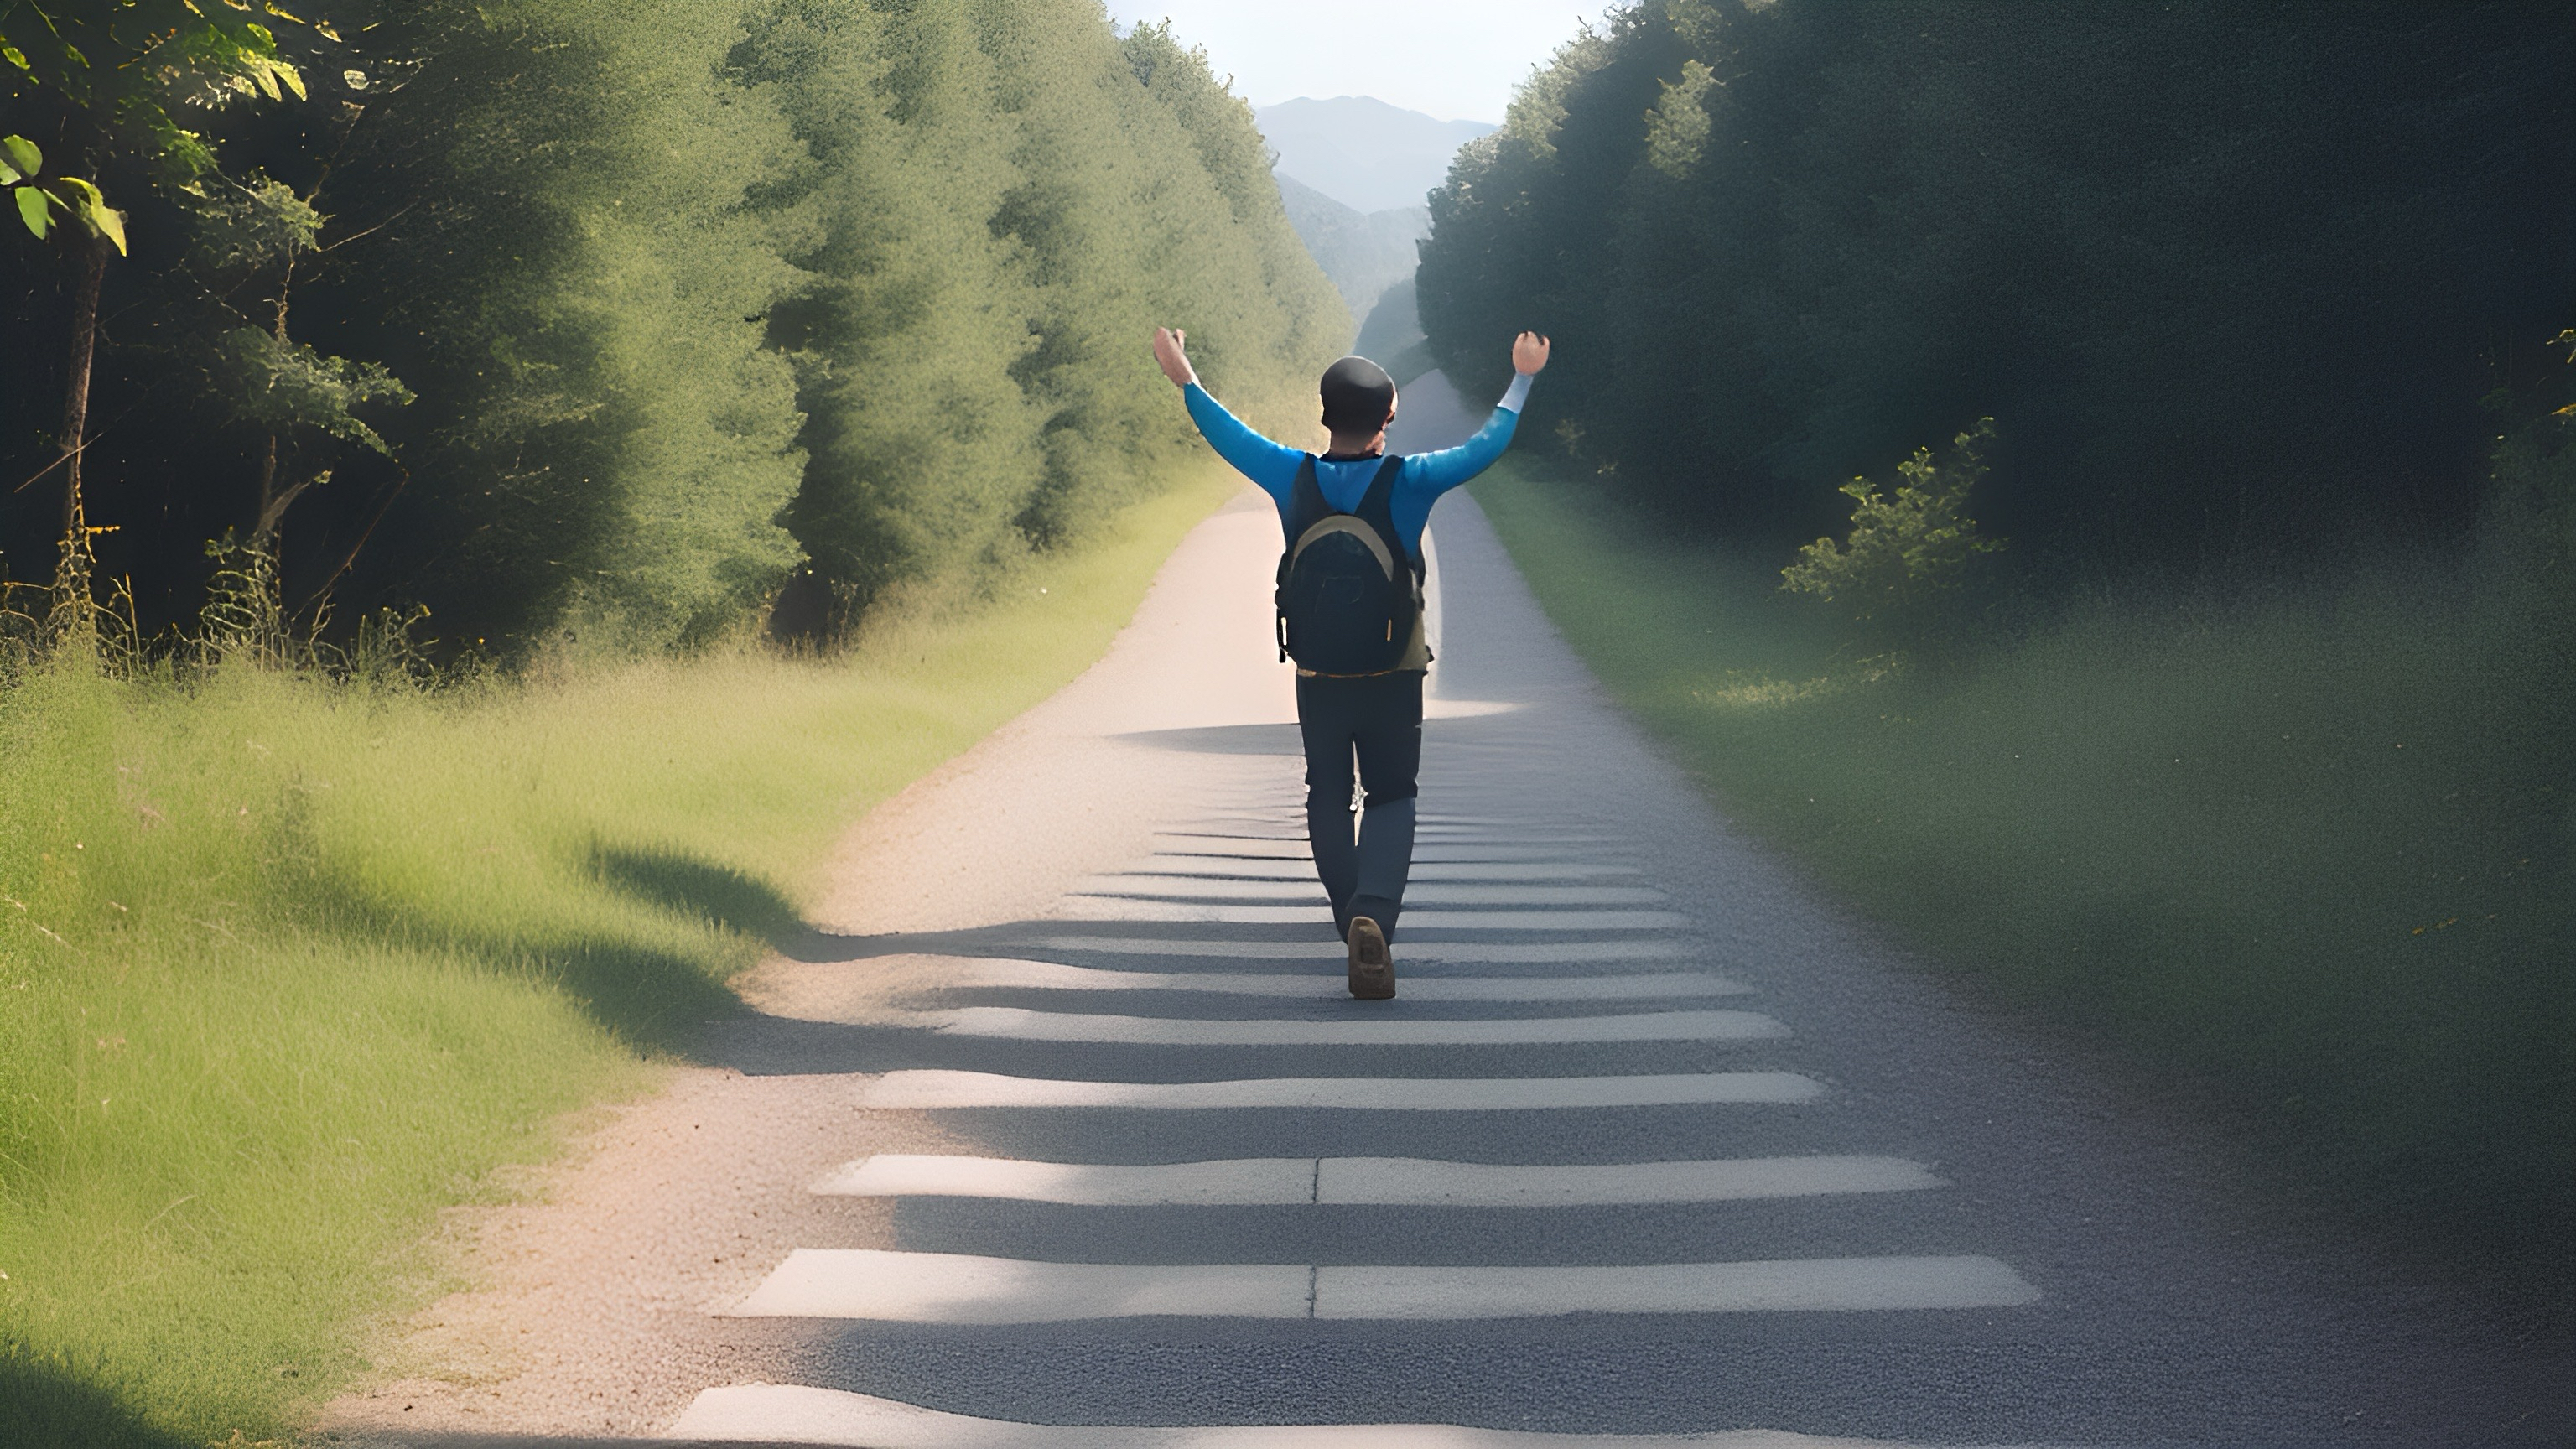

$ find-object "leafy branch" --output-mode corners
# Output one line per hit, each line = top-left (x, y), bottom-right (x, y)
(1, 132), (124, 252)
(1781, 417), (2006, 652)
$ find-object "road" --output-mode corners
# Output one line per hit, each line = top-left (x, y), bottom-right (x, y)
(327, 372), (2568, 1447)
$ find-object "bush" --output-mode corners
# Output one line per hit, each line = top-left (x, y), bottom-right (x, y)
(1778, 417), (2003, 652)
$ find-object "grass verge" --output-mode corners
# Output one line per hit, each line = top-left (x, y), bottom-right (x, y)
(1472, 456), (2573, 1278)
(0, 469), (1234, 1446)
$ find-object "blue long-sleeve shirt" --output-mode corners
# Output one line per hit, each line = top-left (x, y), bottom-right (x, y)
(1183, 374), (1533, 564)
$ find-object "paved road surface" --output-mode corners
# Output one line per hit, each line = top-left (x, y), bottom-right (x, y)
(328, 374), (2568, 1447)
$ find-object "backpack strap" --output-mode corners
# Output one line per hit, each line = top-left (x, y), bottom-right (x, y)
(1280, 455), (1330, 543)
(1351, 455), (1416, 580)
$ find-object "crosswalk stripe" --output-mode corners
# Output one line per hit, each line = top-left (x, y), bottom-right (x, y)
(1390, 910), (1692, 931)
(1151, 835), (1311, 859)
(728, 1250), (2040, 1322)
(906, 1007), (1789, 1046)
(1116, 859), (1643, 881)
(1410, 885), (1667, 905)
(1070, 879), (1670, 906)
(1324, 1256), (2041, 1318)
(1147, 841), (1640, 868)
(1026, 938), (1693, 963)
(854, 1070), (1824, 1110)
(733, 1251), (1307, 1321)
(1072, 876), (1324, 901)
(1160, 829), (1621, 849)
(1052, 900), (1332, 924)
(814, 1154), (1941, 1205)
(667, 1384), (1960, 1446)
(1052, 901), (1690, 930)
(932, 958), (1748, 1000)
(1411, 846), (1638, 863)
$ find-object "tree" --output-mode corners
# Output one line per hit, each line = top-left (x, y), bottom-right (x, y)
(1, 0), (319, 640)
(1415, 0), (2576, 572)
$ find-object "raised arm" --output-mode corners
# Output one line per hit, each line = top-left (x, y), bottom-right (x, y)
(1153, 326), (1304, 496)
(1407, 331), (1551, 495)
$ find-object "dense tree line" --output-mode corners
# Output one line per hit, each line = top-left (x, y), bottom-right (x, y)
(2, 1), (1344, 651)
(1417, 0), (2575, 569)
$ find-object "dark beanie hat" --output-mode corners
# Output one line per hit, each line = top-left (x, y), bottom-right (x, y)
(1319, 355), (1395, 433)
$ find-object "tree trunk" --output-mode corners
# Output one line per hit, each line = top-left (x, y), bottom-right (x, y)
(251, 433), (279, 544)
(45, 234), (107, 642)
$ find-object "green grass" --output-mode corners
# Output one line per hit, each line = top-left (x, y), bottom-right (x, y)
(1472, 456), (2575, 1273)
(0, 470), (1234, 1446)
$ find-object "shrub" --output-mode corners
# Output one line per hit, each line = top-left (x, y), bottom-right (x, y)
(1779, 417), (2003, 652)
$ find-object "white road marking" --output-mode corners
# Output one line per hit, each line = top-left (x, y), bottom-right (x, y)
(854, 1070), (1824, 1110)
(818, 1154), (1311, 1204)
(1320, 1256), (2041, 1318)
(1050, 900), (1332, 924)
(1147, 839), (1632, 865)
(730, 1249), (1306, 1321)
(814, 1154), (1940, 1205)
(1416, 824), (1611, 836)
(1066, 880), (1665, 906)
(905, 1007), (1788, 1046)
(932, 958), (1748, 1000)
(1396, 911), (1693, 931)
(1119, 858), (1335, 880)
(1412, 846), (1637, 863)
(1324, 1156), (1938, 1205)
(1151, 835), (1311, 858)
(1412, 862), (1642, 880)
(1118, 859), (1643, 881)
(667, 1384), (1966, 1446)
(1051, 901), (1690, 930)
(1407, 886), (1669, 906)
(1072, 877), (1327, 901)
(727, 1250), (2039, 1322)
(1026, 938), (1693, 963)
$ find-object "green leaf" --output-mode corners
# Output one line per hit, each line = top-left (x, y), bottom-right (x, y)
(2, 44), (29, 72)
(83, 200), (128, 255)
(1, 134), (40, 181)
(16, 185), (50, 239)
(57, 176), (102, 206)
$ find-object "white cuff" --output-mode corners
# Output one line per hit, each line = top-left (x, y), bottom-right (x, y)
(1500, 372), (1534, 413)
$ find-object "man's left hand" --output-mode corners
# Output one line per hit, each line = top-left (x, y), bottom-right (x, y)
(1152, 327), (1197, 388)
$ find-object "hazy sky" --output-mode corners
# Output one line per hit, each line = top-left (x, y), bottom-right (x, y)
(1104, 2), (1599, 124)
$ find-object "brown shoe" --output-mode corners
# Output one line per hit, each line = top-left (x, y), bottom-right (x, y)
(1346, 917), (1394, 1000)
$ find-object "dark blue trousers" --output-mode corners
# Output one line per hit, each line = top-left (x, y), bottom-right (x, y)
(1296, 670), (1422, 940)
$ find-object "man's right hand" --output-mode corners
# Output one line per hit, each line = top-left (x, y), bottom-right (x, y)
(1152, 327), (1197, 388)
(1513, 330), (1552, 376)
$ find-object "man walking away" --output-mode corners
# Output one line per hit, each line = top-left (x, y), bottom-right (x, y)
(1150, 328), (1551, 1000)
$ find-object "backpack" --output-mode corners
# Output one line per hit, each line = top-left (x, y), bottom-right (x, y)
(1275, 454), (1426, 675)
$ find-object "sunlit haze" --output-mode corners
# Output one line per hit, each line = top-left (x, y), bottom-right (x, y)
(1104, 0), (1598, 123)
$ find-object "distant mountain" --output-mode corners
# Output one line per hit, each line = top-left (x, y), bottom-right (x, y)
(1274, 174), (1427, 334)
(1256, 96), (1495, 215)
